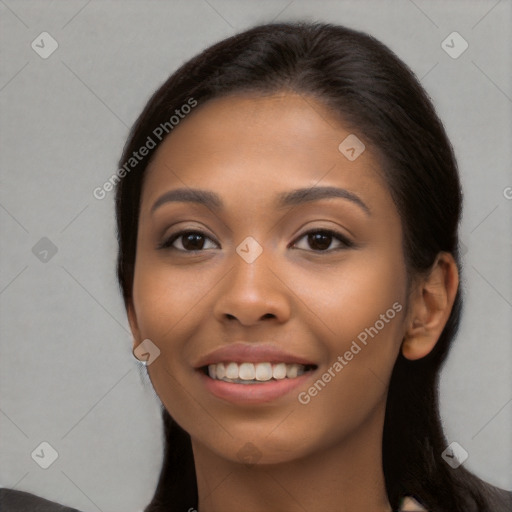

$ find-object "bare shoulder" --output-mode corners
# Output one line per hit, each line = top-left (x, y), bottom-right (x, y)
(400, 496), (428, 511)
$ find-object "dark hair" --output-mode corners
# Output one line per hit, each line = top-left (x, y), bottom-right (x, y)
(115, 21), (511, 512)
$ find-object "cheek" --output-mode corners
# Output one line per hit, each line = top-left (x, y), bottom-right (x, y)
(131, 258), (207, 340)
(288, 313), (404, 458)
(286, 252), (406, 434)
(294, 242), (406, 348)
(131, 265), (210, 428)
(131, 260), (208, 405)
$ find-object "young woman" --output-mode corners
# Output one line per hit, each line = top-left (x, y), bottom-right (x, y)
(2, 20), (508, 512)
(113, 21), (511, 512)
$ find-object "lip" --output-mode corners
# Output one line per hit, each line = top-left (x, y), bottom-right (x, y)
(198, 369), (316, 404)
(194, 342), (317, 368)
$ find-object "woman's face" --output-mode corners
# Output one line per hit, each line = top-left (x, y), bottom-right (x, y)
(129, 92), (409, 464)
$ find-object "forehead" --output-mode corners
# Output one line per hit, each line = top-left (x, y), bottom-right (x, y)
(140, 92), (392, 214)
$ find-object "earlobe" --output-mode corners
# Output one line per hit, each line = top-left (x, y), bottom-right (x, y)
(401, 252), (459, 361)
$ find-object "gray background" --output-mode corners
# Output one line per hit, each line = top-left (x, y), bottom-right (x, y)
(1, 1), (511, 511)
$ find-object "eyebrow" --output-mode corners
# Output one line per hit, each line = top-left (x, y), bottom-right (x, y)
(151, 186), (370, 215)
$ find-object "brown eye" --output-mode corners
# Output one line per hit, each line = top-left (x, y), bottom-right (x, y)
(293, 229), (353, 252)
(159, 231), (218, 252)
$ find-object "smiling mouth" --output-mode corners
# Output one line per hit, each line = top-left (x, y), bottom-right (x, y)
(201, 362), (317, 384)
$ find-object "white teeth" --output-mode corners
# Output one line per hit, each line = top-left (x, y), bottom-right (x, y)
(286, 363), (299, 379)
(206, 361), (312, 382)
(272, 363), (287, 380)
(255, 362), (273, 381)
(216, 362), (226, 379)
(226, 362), (239, 379)
(239, 363), (256, 380)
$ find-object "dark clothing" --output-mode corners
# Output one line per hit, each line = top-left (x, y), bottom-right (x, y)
(0, 489), (81, 512)
(2, 486), (512, 511)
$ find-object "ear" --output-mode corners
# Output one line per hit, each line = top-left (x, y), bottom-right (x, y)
(127, 300), (143, 351)
(402, 252), (459, 360)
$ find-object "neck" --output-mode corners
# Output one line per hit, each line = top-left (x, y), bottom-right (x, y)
(191, 401), (392, 512)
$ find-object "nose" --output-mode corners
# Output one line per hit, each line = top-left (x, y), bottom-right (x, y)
(212, 247), (292, 326)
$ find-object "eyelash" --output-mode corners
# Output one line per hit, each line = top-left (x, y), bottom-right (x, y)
(157, 228), (354, 253)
